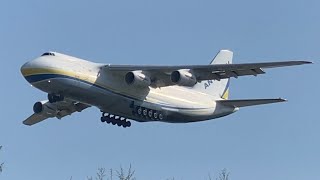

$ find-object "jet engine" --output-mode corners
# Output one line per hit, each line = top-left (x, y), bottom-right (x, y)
(170, 69), (197, 87)
(125, 71), (151, 87)
(33, 101), (57, 117)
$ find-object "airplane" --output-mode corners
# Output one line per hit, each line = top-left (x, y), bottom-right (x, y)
(20, 50), (311, 128)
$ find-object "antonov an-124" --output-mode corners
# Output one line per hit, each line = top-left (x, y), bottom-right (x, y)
(21, 50), (311, 128)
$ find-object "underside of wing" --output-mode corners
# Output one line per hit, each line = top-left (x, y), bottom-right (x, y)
(23, 100), (90, 126)
(23, 114), (48, 126)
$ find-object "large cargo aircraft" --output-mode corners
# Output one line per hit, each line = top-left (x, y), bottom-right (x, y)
(21, 50), (311, 128)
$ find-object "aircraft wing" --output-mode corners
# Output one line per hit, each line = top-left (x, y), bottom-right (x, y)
(104, 61), (311, 87)
(217, 98), (287, 107)
(23, 100), (90, 126)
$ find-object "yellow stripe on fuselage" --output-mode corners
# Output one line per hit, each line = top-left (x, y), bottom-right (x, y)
(21, 68), (74, 77)
(22, 67), (98, 86)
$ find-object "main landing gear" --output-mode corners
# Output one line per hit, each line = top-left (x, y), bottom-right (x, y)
(133, 106), (164, 120)
(100, 112), (131, 128)
(48, 93), (64, 103)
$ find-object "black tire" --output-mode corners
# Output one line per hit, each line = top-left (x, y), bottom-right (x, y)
(159, 113), (163, 120)
(126, 121), (131, 127)
(122, 123), (127, 128)
(148, 110), (153, 118)
(143, 109), (148, 116)
(48, 93), (64, 103)
(100, 117), (106, 122)
(48, 94), (55, 103)
(137, 108), (142, 115)
(153, 112), (158, 119)
(106, 118), (111, 124)
(58, 94), (64, 101)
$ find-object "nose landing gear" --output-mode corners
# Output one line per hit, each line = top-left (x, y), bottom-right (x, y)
(100, 112), (132, 128)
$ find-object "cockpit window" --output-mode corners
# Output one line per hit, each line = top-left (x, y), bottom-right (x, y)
(41, 52), (55, 56)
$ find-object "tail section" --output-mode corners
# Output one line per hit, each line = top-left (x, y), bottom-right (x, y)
(193, 50), (233, 99)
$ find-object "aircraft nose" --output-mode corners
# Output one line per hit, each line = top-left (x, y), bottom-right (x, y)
(20, 61), (31, 77)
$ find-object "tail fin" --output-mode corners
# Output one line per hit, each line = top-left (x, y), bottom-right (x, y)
(193, 50), (233, 99)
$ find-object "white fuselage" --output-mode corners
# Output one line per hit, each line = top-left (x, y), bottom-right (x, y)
(21, 52), (237, 123)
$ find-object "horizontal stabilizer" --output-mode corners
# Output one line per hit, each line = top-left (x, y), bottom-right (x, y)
(217, 98), (287, 107)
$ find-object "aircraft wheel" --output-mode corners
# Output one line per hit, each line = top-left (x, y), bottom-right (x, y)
(48, 94), (55, 103)
(159, 113), (163, 120)
(48, 93), (64, 103)
(153, 112), (158, 119)
(100, 117), (106, 122)
(112, 119), (120, 126)
(143, 109), (148, 116)
(126, 121), (131, 127)
(148, 110), (153, 118)
(137, 107), (142, 115)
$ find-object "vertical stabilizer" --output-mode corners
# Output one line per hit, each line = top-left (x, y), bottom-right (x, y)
(193, 50), (233, 99)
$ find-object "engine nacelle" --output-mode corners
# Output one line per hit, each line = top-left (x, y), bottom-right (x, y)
(125, 71), (151, 87)
(171, 69), (197, 87)
(33, 101), (57, 117)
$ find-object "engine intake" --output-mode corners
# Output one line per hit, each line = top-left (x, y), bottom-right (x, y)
(33, 101), (56, 117)
(171, 69), (197, 87)
(33, 102), (44, 113)
(125, 71), (151, 87)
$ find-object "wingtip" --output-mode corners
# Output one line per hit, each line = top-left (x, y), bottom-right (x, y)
(22, 122), (31, 126)
(303, 61), (313, 64)
(22, 120), (33, 126)
(278, 98), (287, 102)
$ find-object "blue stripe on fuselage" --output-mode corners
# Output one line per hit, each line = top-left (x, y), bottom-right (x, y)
(25, 73), (138, 101)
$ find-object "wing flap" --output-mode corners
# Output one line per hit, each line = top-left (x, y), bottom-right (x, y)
(217, 98), (287, 108)
(206, 68), (266, 80)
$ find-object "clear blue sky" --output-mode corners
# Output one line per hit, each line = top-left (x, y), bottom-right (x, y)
(0, 0), (319, 179)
